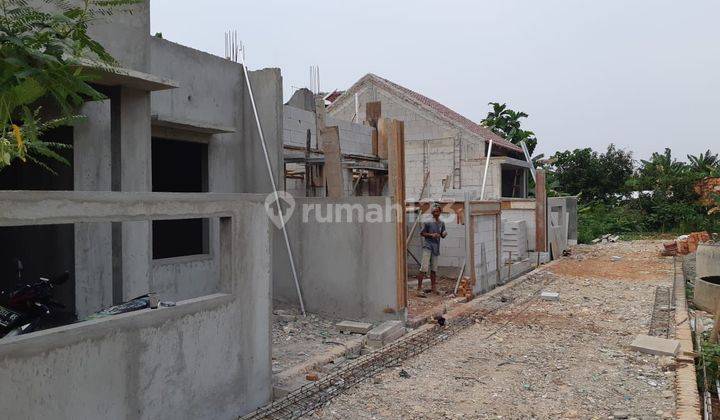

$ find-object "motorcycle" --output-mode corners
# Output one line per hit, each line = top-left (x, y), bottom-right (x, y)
(0, 260), (71, 339)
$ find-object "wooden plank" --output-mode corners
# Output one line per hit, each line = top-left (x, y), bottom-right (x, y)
(377, 118), (389, 159)
(366, 101), (381, 126)
(535, 169), (547, 252)
(319, 126), (344, 198)
(371, 128), (378, 156)
(387, 119), (407, 310)
(366, 102), (381, 157)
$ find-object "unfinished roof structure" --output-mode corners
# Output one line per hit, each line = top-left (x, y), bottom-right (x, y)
(328, 73), (531, 200)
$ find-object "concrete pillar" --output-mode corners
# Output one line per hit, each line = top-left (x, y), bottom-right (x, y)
(73, 100), (113, 317)
(110, 87), (152, 303)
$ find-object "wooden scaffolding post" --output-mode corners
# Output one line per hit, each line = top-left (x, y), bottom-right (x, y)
(366, 102), (381, 156)
(316, 94), (344, 198)
(377, 118), (389, 160)
(535, 168), (547, 252)
(320, 126), (343, 198)
(388, 119), (407, 310)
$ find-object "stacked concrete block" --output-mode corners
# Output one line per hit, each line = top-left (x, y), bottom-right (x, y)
(283, 105), (317, 148)
(327, 116), (373, 156)
(367, 320), (406, 348)
(501, 208), (536, 251)
(283, 106), (374, 157)
(502, 220), (529, 262)
(336, 320), (373, 334)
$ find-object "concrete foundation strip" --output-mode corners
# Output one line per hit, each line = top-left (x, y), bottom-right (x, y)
(242, 262), (562, 419)
(673, 266), (702, 419)
(273, 336), (366, 387)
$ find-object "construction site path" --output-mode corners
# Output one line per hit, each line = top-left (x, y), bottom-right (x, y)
(308, 241), (678, 419)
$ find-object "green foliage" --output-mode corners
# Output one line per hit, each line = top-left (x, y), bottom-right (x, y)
(0, 0), (141, 171)
(552, 145), (720, 243)
(577, 202), (645, 244)
(687, 149), (719, 175)
(698, 334), (720, 393)
(481, 102), (538, 155)
(549, 144), (634, 203)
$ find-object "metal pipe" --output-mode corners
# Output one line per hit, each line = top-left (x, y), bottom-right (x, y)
(520, 141), (536, 183)
(480, 141), (493, 200)
(239, 46), (306, 316)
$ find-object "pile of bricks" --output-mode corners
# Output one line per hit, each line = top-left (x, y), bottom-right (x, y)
(456, 276), (476, 301)
(664, 231), (711, 256)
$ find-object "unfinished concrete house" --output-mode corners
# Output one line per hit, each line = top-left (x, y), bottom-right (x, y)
(0, 3), (283, 418)
(327, 73), (532, 201)
(325, 74), (554, 299)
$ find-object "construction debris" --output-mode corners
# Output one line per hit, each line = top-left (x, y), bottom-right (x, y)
(663, 231), (711, 255)
(336, 321), (373, 335)
(540, 291), (560, 301)
(367, 320), (406, 348)
(629, 334), (680, 357)
(592, 234), (620, 244)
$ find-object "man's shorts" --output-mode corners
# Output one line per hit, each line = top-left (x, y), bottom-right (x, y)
(420, 248), (439, 273)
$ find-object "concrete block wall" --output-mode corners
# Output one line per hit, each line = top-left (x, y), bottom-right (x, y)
(283, 105), (374, 157)
(501, 208), (537, 252)
(502, 220), (528, 262)
(473, 214), (499, 289)
(283, 105), (316, 149)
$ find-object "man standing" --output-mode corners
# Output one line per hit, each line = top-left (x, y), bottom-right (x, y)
(418, 204), (447, 295)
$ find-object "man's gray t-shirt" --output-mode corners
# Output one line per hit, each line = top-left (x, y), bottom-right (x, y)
(421, 219), (446, 256)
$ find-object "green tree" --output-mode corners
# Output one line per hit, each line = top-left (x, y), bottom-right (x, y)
(687, 149), (719, 175)
(0, 0), (140, 172)
(481, 102), (538, 155)
(549, 144), (633, 203)
(630, 148), (706, 232)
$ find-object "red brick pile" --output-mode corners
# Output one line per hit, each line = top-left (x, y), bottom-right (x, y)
(663, 231), (711, 256)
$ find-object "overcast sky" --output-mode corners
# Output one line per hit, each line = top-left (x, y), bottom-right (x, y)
(151, 0), (719, 161)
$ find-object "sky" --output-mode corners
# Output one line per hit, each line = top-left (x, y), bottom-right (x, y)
(151, 0), (720, 161)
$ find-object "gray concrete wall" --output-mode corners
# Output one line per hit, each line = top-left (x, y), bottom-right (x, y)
(86, 1), (151, 72)
(148, 40), (284, 304)
(272, 197), (400, 321)
(283, 105), (374, 156)
(0, 194), (273, 419)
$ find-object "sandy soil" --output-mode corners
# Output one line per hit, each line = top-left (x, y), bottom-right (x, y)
(307, 241), (677, 419)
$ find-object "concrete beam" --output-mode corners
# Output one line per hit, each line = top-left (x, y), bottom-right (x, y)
(0, 191), (265, 226)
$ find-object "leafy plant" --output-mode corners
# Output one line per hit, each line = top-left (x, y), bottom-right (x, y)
(549, 144), (634, 203)
(688, 149), (719, 175)
(0, 0), (141, 172)
(481, 102), (539, 155)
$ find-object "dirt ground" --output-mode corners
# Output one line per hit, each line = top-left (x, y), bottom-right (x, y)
(308, 241), (677, 419)
(407, 275), (459, 318)
(271, 304), (356, 374)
